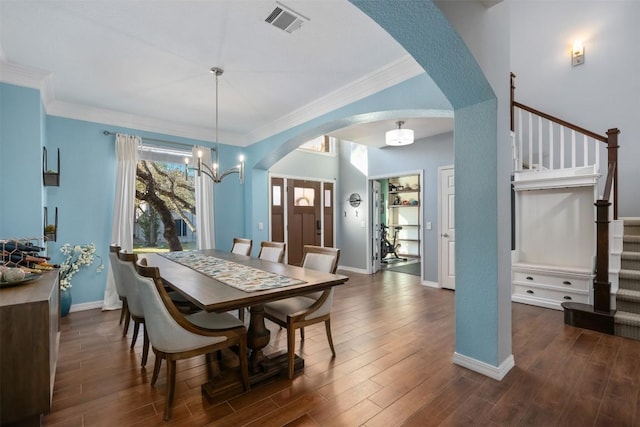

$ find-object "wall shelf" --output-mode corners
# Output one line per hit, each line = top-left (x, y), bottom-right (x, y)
(44, 207), (58, 242)
(387, 175), (421, 258)
(42, 147), (60, 187)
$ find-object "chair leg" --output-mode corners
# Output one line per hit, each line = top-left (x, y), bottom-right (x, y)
(325, 318), (336, 357)
(119, 303), (126, 325)
(238, 308), (245, 322)
(131, 320), (140, 349)
(151, 353), (162, 386)
(164, 360), (176, 420)
(122, 303), (131, 336)
(141, 327), (149, 367)
(287, 326), (296, 379)
(300, 327), (305, 340)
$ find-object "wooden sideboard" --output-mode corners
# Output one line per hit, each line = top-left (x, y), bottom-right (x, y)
(0, 270), (60, 426)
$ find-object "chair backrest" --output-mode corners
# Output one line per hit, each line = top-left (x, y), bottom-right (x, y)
(301, 245), (340, 274)
(134, 260), (227, 353)
(109, 244), (127, 298)
(116, 251), (144, 318)
(231, 238), (252, 256)
(258, 241), (286, 263)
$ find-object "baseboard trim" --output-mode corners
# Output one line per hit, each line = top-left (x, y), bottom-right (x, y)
(421, 280), (441, 289)
(337, 265), (368, 274)
(69, 300), (106, 313)
(452, 352), (515, 381)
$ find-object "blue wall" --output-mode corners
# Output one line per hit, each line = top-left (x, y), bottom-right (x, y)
(368, 132), (454, 280)
(0, 83), (44, 237)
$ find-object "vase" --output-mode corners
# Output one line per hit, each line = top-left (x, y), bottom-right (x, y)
(60, 289), (72, 317)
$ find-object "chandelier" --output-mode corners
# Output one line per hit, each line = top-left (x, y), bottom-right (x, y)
(385, 120), (414, 146)
(185, 67), (245, 183)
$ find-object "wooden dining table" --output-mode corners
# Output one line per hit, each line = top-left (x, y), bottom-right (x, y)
(143, 250), (348, 394)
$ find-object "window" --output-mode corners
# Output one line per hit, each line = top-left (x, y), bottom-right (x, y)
(294, 187), (315, 206)
(174, 219), (187, 237)
(273, 185), (282, 206)
(297, 135), (335, 155)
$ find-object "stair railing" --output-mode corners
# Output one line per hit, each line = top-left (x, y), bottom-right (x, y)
(511, 73), (620, 316)
(510, 73), (619, 220)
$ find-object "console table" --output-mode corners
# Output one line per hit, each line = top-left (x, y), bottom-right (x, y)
(0, 270), (59, 426)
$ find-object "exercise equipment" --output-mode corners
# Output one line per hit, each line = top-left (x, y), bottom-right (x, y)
(380, 223), (406, 263)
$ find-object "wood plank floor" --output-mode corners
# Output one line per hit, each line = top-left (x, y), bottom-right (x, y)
(44, 270), (640, 426)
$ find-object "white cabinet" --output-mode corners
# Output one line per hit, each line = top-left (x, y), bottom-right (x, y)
(511, 168), (597, 310)
(512, 263), (592, 310)
(387, 175), (420, 257)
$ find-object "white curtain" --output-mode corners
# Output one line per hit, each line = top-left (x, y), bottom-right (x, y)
(102, 133), (140, 310)
(193, 146), (215, 249)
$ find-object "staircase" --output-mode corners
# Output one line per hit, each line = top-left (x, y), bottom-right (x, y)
(615, 218), (640, 339)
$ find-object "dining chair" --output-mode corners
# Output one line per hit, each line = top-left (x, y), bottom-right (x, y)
(116, 251), (150, 367)
(109, 244), (130, 335)
(258, 241), (286, 263)
(231, 237), (252, 256)
(263, 245), (340, 379)
(135, 259), (249, 420)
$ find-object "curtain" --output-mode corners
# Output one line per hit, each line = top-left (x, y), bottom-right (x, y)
(193, 146), (215, 249)
(102, 133), (140, 310)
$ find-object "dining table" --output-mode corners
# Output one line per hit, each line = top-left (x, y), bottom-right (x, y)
(143, 249), (349, 397)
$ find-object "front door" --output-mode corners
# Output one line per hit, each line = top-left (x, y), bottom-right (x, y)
(287, 180), (321, 266)
(439, 167), (456, 290)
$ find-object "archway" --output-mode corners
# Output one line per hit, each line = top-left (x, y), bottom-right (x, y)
(244, 1), (512, 379)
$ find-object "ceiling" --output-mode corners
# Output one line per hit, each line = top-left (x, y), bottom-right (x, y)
(0, 0), (453, 147)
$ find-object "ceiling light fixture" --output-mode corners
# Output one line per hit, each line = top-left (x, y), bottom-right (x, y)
(385, 121), (414, 146)
(185, 67), (244, 183)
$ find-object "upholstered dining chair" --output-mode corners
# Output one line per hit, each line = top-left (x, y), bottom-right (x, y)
(258, 241), (286, 263)
(231, 237), (252, 256)
(263, 245), (340, 379)
(135, 259), (249, 420)
(109, 244), (130, 335)
(116, 251), (150, 367)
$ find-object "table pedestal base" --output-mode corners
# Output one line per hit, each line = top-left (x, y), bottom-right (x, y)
(201, 351), (304, 401)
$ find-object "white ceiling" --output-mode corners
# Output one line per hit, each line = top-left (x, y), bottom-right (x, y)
(0, 0), (453, 147)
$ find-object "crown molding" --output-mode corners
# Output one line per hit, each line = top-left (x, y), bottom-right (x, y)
(0, 61), (52, 101)
(45, 100), (245, 145)
(246, 54), (425, 144)
(2, 55), (424, 147)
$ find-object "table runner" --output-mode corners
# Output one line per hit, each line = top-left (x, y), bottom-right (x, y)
(160, 251), (305, 292)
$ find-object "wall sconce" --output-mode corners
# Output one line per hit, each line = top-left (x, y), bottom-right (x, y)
(572, 41), (584, 66)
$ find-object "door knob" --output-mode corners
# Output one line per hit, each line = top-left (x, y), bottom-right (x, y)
(442, 233), (449, 238)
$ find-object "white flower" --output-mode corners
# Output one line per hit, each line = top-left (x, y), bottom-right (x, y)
(57, 242), (104, 291)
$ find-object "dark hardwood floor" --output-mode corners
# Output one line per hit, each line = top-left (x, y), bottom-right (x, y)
(44, 270), (640, 426)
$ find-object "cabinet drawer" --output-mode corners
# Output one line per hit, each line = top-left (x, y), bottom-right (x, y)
(512, 270), (590, 291)
(512, 283), (589, 304)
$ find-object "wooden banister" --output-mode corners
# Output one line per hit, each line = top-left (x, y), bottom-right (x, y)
(512, 101), (608, 143)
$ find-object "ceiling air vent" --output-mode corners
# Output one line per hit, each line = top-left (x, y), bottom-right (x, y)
(265, 2), (309, 34)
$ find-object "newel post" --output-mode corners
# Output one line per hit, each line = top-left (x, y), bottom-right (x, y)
(593, 198), (611, 313)
(606, 128), (620, 220)
(510, 72), (516, 132)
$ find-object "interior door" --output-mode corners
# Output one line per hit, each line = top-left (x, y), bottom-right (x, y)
(371, 180), (382, 273)
(439, 167), (456, 290)
(287, 180), (321, 266)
